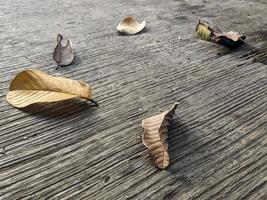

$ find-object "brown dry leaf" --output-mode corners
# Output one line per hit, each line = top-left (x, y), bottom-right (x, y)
(116, 16), (146, 35)
(212, 31), (246, 47)
(53, 34), (74, 69)
(218, 31), (243, 42)
(196, 20), (246, 48)
(142, 102), (178, 169)
(6, 69), (97, 108)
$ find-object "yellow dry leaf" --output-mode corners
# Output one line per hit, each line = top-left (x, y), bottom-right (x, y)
(142, 102), (178, 169)
(6, 69), (97, 108)
(196, 20), (212, 41)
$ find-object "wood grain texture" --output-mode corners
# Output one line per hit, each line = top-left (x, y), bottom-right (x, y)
(0, 0), (266, 199)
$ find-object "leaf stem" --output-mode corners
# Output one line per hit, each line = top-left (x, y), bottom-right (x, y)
(89, 99), (99, 107)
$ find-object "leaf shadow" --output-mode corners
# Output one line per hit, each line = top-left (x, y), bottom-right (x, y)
(72, 53), (82, 66)
(117, 27), (149, 36)
(156, 118), (201, 198)
(167, 117), (201, 174)
(215, 42), (252, 56)
(215, 41), (267, 65)
(19, 99), (98, 119)
(56, 53), (81, 70)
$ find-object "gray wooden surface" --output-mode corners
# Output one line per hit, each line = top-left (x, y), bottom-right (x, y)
(0, 0), (267, 199)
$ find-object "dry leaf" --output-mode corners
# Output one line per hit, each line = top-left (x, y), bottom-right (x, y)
(217, 31), (243, 42)
(196, 20), (246, 48)
(195, 20), (213, 41)
(212, 31), (246, 48)
(116, 16), (146, 35)
(53, 34), (74, 69)
(6, 69), (98, 108)
(142, 102), (178, 169)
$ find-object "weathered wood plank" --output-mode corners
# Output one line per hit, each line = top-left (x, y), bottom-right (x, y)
(0, 0), (266, 199)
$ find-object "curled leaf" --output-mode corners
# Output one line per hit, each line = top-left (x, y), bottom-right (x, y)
(116, 16), (146, 35)
(142, 102), (178, 169)
(195, 20), (212, 41)
(53, 34), (74, 69)
(6, 69), (97, 108)
(196, 20), (246, 48)
(212, 31), (246, 48)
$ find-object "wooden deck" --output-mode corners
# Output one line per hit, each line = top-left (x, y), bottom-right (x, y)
(0, 0), (266, 199)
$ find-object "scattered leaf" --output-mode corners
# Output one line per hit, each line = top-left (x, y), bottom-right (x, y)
(53, 34), (74, 69)
(6, 69), (98, 108)
(142, 102), (178, 169)
(196, 20), (246, 48)
(117, 16), (146, 35)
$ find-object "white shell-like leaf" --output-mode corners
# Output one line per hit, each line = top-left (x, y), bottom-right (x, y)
(116, 16), (146, 35)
